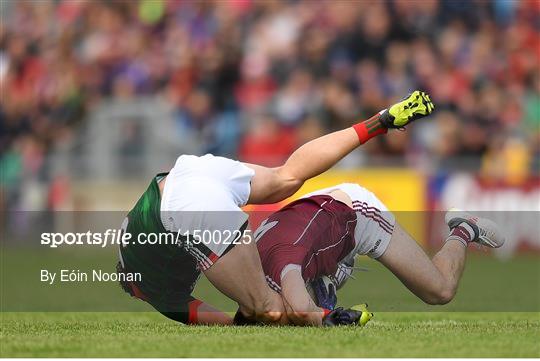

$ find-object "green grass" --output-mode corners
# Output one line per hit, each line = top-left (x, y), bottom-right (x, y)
(1, 247), (539, 357)
(1, 312), (539, 357)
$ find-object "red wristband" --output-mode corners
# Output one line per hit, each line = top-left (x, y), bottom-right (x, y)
(353, 114), (387, 144)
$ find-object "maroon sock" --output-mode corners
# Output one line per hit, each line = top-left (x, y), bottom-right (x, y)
(446, 222), (475, 247)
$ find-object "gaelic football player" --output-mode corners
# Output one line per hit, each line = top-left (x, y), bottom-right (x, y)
(252, 183), (505, 326)
(117, 91), (435, 325)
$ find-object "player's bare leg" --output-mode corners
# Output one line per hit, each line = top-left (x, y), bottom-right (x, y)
(378, 211), (505, 305)
(191, 301), (233, 325)
(247, 91), (435, 204)
(379, 224), (466, 304)
(278, 91), (435, 187)
(160, 299), (233, 326)
(205, 91), (434, 323)
(203, 239), (285, 324)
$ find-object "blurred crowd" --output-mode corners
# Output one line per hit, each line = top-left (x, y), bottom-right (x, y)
(1, 0), (539, 210)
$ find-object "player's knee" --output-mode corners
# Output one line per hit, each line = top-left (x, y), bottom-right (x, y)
(440, 282), (458, 304)
(438, 287), (456, 305)
(424, 285), (456, 305)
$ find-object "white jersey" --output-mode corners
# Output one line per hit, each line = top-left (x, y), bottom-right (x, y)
(160, 154), (255, 257)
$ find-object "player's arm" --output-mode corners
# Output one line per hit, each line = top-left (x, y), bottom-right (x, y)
(280, 267), (327, 326)
(245, 90), (434, 204)
(281, 268), (374, 327)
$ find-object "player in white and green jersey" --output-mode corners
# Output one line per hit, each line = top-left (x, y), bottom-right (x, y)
(117, 91), (436, 325)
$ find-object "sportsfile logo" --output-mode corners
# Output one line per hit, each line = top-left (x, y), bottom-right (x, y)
(40, 230), (131, 248)
(40, 229), (254, 248)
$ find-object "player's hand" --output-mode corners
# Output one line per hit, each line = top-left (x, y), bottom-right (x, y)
(379, 90), (435, 129)
(233, 309), (259, 325)
(309, 277), (337, 310)
(322, 304), (373, 327)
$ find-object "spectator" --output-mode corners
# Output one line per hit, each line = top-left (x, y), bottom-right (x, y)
(0, 0), (538, 210)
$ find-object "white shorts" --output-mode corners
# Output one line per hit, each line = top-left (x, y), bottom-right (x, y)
(304, 183), (395, 259)
(160, 154), (255, 267)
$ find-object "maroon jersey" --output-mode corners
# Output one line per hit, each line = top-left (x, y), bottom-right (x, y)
(255, 195), (357, 292)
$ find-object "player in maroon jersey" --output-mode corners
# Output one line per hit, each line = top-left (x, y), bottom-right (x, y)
(252, 183), (505, 326)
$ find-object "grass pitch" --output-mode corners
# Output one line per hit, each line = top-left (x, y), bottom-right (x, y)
(1, 312), (539, 357)
(1, 248), (539, 357)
